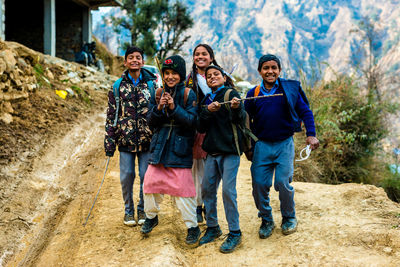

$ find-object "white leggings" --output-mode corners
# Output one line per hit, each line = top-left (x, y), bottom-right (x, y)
(192, 158), (205, 206)
(144, 193), (198, 228)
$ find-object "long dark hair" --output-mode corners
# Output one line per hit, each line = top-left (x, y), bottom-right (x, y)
(189, 44), (221, 102)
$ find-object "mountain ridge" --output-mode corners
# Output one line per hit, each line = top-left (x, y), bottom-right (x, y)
(93, 0), (400, 86)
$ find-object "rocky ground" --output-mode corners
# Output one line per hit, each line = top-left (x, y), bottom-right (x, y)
(0, 41), (399, 266)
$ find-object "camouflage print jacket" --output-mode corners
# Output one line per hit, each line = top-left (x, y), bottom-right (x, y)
(104, 69), (156, 156)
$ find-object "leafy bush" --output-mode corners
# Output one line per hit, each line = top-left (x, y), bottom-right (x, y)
(295, 74), (397, 185)
(381, 166), (400, 202)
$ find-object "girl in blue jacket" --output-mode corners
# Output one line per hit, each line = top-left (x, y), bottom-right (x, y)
(141, 55), (200, 246)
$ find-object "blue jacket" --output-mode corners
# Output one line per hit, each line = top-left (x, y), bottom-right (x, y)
(245, 78), (315, 142)
(147, 82), (197, 168)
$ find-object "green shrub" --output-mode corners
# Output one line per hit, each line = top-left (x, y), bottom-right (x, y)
(296, 74), (397, 185)
(381, 166), (400, 202)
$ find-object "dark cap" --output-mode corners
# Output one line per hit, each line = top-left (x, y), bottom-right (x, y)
(258, 54), (281, 71)
(162, 55), (186, 82)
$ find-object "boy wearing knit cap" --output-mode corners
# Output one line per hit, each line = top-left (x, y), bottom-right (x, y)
(141, 55), (200, 246)
(244, 54), (319, 239)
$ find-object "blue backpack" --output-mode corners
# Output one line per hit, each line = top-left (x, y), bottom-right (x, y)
(112, 78), (155, 127)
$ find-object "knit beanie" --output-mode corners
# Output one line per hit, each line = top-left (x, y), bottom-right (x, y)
(258, 54), (281, 71)
(162, 55), (186, 82)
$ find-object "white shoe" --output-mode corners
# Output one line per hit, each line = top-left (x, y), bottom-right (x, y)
(124, 214), (136, 226)
(137, 211), (146, 225)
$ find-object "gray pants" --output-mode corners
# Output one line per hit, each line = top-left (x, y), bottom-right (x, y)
(119, 151), (150, 215)
(202, 154), (240, 232)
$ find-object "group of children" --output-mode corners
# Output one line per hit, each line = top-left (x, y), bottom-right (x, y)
(104, 44), (319, 254)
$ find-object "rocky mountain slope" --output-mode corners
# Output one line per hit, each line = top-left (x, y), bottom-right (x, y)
(94, 0), (400, 85)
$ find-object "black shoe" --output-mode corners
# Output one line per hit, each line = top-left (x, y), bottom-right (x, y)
(281, 217), (297, 235)
(186, 226), (201, 245)
(199, 226), (223, 246)
(259, 220), (275, 239)
(196, 206), (203, 223)
(140, 215), (158, 234)
(219, 232), (242, 254)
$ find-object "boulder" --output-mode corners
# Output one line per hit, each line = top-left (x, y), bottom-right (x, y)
(0, 49), (17, 73)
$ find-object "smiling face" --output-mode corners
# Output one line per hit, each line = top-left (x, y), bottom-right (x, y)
(124, 52), (144, 72)
(193, 46), (213, 71)
(258, 60), (281, 88)
(206, 68), (226, 90)
(163, 69), (180, 88)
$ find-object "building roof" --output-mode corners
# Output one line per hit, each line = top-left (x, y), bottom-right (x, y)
(73, 0), (123, 9)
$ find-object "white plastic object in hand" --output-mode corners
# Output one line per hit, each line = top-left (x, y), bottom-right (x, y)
(295, 145), (311, 162)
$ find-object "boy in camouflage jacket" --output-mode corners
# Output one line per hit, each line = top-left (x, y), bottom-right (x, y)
(104, 46), (156, 226)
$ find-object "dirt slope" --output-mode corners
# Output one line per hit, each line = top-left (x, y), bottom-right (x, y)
(1, 110), (399, 266)
(0, 41), (399, 267)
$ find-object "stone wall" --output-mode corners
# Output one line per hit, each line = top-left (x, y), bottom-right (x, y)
(0, 40), (115, 125)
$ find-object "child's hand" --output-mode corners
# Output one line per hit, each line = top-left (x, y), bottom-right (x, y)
(207, 101), (221, 112)
(231, 97), (240, 109)
(164, 92), (175, 110)
(157, 93), (168, 110)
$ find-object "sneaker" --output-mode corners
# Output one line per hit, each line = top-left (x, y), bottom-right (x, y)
(259, 220), (275, 239)
(281, 217), (298, 235)
(137, 210), (146, 225)
(199, 226), (223, 246)
(186, 226), (201, 245)
(196, 206), (203, 223)
(219, 232), (242, 254)
(140, 215), (158, 234)
(123, 214), (136, 226)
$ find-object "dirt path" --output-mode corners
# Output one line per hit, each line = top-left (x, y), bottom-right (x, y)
(2, 111), (400, 266)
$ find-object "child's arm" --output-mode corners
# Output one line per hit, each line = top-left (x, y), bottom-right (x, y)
(196, 102), (213, 133)
(104, 88), (117, 157)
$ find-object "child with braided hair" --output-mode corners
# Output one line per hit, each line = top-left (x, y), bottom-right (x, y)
(186, 44), (221, 223)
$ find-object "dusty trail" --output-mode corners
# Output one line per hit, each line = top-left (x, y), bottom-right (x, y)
(2, 111), (400, 266)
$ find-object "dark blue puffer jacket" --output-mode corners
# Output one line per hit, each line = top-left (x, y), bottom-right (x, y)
(147, 82), (197, 168)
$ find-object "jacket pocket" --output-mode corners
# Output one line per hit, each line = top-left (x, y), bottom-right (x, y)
(173, 135), (192, 157)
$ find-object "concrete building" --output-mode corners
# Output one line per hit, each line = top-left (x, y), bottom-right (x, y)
(0, 0), (121, 60)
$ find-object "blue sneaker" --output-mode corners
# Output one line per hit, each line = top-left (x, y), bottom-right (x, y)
(140, 215), (158, 234)
(281, 217), (297, 235)
(259, 220), (275, 239)
(186, 226), (201, 245)
(219, 232), (242, 253)
(199, 226), (222, 246)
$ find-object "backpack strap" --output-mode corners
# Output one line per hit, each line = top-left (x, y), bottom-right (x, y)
(183, 87), (191, 106)
(112, 78), (123, 127)
(147, 80), (156, 101)
(254, 85), (260, 97)
(155, 88), (163, 104)
(224, 89), (241, 156)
